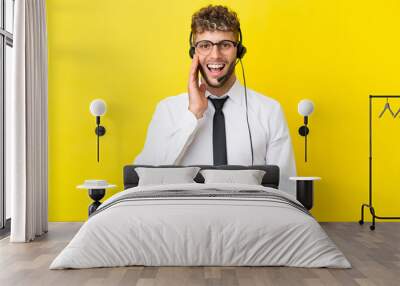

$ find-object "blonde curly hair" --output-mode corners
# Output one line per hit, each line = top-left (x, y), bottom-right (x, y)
(191, 5), (240, 42)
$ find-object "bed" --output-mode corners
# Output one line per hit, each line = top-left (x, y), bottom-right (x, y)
(49, 164), (351, 269)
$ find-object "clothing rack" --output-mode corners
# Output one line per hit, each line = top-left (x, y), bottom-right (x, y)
(359, 95), (400, 230)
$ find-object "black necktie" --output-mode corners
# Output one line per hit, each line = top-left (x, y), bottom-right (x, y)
(208, 96), (229, 165)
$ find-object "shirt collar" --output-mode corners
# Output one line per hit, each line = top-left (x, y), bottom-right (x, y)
(205, 78), (243, 106)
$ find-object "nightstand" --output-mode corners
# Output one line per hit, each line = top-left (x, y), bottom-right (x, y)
(289, 177), (321, 210)
(77, 180), (116, 216)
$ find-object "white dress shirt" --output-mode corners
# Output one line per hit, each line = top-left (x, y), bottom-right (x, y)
(134, 78), (297, 196)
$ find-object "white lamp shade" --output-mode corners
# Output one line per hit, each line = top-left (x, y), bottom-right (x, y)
(90, 99), (107, 116)
(298, 99), (314, 116)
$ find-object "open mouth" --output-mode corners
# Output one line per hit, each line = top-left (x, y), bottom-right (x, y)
(206, 63), (226, 77)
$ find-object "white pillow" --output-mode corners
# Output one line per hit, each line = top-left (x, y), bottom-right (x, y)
(135, 167), (201, 186)
(200, 169), (266, 185)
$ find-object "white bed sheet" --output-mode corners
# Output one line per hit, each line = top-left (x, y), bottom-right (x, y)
(50, 183), (351, 269)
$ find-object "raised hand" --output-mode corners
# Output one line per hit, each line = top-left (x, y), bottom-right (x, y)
(188, 54), (208, 119)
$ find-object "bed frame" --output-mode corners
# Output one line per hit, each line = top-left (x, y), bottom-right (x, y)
(123, 165), (280, 189)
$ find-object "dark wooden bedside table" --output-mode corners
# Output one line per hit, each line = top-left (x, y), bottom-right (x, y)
(289, 177), (321, 210)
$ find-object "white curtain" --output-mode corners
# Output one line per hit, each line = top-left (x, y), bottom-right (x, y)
(8, 0), (48, 242)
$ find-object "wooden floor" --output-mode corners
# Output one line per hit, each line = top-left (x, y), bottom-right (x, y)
(0, 222), (399, 286)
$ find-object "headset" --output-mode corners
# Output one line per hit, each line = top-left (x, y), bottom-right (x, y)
(188, 27), (254, 166)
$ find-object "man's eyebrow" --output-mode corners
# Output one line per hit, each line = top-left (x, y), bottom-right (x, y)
(195, 39), (236, 43)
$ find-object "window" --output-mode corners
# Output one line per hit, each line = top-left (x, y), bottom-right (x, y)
(0, 0), (14, 234)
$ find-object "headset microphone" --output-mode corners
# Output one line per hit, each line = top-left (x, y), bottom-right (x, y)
(217, 75), (226, 83)
(216, 60), (239, 83)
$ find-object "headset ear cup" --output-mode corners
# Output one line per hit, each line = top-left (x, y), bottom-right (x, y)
(241, 45), (247, 59)
(237, 44), (246, 59)
(189, 47), (195, 58)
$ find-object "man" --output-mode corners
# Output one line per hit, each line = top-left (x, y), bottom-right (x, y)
(134, 5), (297, 195)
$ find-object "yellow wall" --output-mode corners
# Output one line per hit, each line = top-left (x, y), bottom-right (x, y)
(47, 0), (400, 222)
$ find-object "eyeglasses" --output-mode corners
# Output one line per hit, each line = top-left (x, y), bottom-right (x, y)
(194, 40), (237, 56)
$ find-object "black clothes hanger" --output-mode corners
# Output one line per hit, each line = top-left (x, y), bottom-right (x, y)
(378, 97), (395, 118)
(393, 106), (400, 118)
